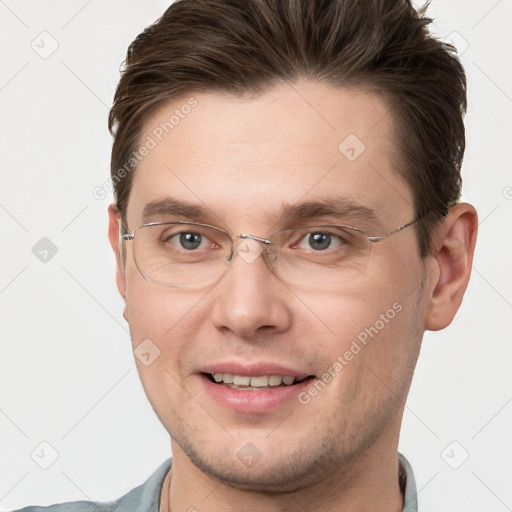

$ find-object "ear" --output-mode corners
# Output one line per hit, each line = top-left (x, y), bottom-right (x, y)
(425, 203), (478, 331)
(108, 203), (127, 301)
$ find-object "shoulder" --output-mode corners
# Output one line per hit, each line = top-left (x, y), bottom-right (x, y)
(8, 459), (172, 512)
(399, 453), (418, 512)
(12, 502), (114, 512)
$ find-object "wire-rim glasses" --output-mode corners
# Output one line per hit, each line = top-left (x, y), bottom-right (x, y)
(121, 217), (423, 289)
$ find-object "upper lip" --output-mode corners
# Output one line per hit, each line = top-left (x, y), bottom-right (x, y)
(201, 362), (313, 379)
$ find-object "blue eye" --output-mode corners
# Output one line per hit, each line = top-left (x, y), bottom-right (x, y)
(298, 231), (342, 251)
(170, 232), (209, 250)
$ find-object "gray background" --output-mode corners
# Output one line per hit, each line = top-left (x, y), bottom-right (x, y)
(0, 1), (511, 510)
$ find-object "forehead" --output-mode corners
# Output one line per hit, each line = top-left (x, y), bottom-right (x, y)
(127, 81), (413, 228)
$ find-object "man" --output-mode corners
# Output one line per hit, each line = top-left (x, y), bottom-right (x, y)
(14, 0), (477, 510)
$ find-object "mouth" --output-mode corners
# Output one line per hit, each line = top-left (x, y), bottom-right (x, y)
(203, 372), (315, 390)
(199, 363), (317, 413)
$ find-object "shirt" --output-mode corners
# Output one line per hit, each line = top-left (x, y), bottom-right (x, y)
(12, 453), (418, 512)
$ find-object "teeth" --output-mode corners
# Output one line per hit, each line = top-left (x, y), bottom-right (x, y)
(269, 375), (283, 386)
(233, 375), (251, 386)
(250, 375), (269, 387)
(281, 376), (295, 385)
(222, 373), (233, 384)
(211, 373), (299, 387)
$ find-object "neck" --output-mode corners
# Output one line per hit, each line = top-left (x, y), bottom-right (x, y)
(161, 436), (404, 512)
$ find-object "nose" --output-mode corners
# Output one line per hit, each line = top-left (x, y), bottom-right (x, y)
(210, 237), (292, 339)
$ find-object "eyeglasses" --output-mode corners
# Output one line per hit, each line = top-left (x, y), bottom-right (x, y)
(121, 218), (421, 289)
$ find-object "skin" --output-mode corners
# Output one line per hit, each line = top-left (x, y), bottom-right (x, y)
(107, 81), (477, 512)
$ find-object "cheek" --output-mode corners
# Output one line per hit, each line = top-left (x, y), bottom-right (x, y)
(305, 279), (408, 346)
(307, 258), (425, 379)
(124, 279), (213, 425)
(125, 261), (197, 332)
(124, 272), (209, 375)
(304, 290), (423, 423)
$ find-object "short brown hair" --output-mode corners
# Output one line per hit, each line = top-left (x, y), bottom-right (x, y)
(108, 0), (467, 256)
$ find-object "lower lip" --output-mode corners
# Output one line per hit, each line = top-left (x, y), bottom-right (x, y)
(200, 374), (314, 414)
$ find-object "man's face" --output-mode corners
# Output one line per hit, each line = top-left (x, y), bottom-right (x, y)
(115, 81), (434, 491)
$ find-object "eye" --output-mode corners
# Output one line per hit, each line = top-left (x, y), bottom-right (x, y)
(168, 231), (211, 250)
(297, 231), (343, 251)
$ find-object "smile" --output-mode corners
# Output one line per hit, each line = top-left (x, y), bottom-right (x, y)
(208, 373), (309, 389)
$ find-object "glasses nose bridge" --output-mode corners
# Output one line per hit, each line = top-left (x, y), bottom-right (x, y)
(224, 233), (273, 266)
(236, 233), (272, 245)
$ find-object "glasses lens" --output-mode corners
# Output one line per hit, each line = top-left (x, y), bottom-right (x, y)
(131, 223), (370, 288)
(132, 223), (231, 287)
(269, 225), (370, 287)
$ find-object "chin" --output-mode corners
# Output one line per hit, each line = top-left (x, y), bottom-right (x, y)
(177, 433), (342, 493)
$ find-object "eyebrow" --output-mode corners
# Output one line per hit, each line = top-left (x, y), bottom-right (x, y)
(142, 198), (210, 224)
(278, 196), (381, 228)
(141, 195), (381, 229)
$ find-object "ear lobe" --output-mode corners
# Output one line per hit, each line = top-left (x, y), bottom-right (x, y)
(425, 203), (478, 331)
(107, 203), (127, 301)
